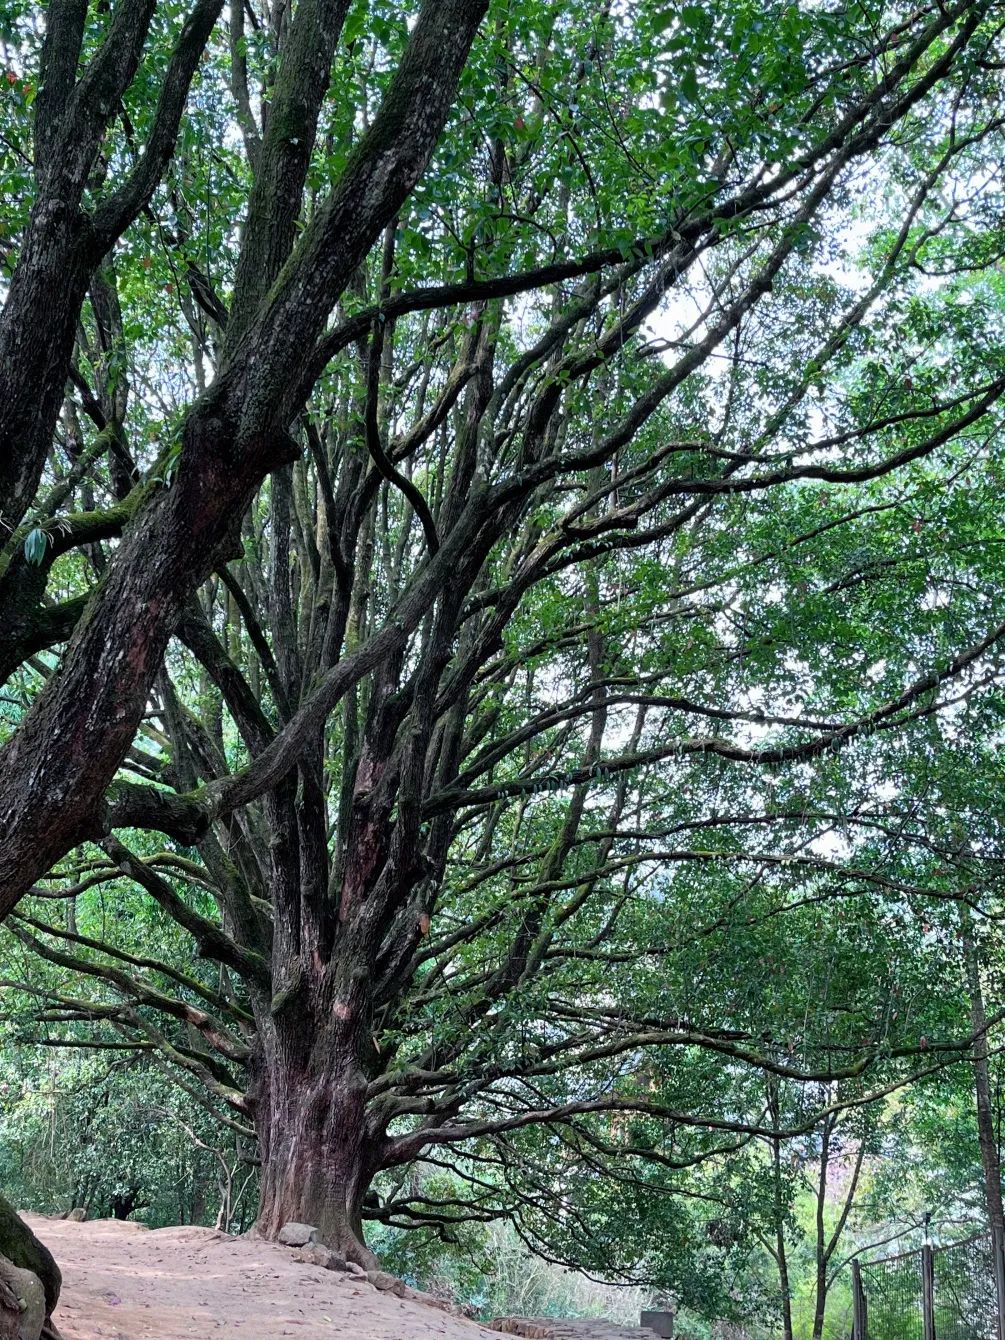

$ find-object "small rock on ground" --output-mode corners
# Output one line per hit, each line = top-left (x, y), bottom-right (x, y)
(291, 1244), (347, 1271)
(277, 1221), (319, 1246)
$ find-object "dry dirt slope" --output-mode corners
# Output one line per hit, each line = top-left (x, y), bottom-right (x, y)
(24, 1214), (504, 1340)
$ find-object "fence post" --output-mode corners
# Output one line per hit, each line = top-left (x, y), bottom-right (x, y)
(851, 1259), (866, 1340)
(922, 1243), (935, 1340)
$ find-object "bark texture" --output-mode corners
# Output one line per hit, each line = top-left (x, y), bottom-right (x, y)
(254, 1061), (380, 1266)
(0, 1199), (59, 1322)
(0, 1256), (45, 1340)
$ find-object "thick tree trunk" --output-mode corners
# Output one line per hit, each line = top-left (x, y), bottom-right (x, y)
(0, 201), (92, 529)
(251, 1018), (381, 1266)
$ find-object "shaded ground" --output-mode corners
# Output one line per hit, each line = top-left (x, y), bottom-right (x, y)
(487, 1323), (661, 1334)
(489, 1323), (664, 1338)
(23, 1215), (503, 1340)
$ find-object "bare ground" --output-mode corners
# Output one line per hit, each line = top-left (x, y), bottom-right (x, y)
(23, 1214), (504, 1340)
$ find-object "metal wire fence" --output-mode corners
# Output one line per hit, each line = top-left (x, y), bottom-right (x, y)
(932, 1234), (999, 1340)
(859, 1246), (924, 1340)
(853, 1232), (1004, 1340)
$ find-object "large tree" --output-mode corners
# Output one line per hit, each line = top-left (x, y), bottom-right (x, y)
(0, 0), (488, 1314)
(3, 0), (1005, 1288)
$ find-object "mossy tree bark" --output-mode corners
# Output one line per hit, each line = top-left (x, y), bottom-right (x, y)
(0, 1258), (46, 1340)
(0, 1197), (60, 1324)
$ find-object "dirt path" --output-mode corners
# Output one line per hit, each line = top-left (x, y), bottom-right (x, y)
(24, 1215), (504, 1340)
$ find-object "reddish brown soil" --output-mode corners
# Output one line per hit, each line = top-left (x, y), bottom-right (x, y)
(23, 1214), (502, 1340)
